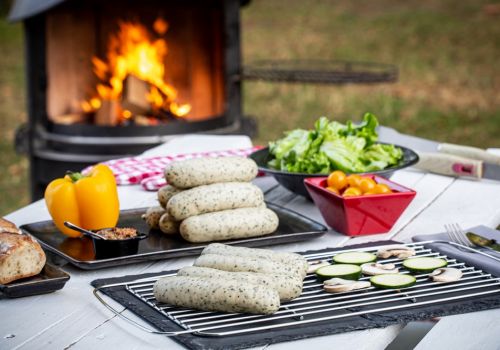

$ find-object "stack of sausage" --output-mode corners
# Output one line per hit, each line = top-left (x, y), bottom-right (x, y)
(154, 243), (308, 315)
(142, 157), (279, 243)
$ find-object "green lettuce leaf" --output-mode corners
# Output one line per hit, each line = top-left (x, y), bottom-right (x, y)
(267, 113), (403, 174)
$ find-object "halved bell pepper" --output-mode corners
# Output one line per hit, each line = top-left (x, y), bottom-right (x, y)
(44, 164), (120, 237)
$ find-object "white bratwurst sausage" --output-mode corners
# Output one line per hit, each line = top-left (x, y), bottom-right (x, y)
(158, 213), (179, 234)
(167, 182), (264, 221)
(177, 266), (303, 301)
(164, 157), (258, 189)
(153, 276), (280, 315)
(179, 207), (278, 243)
(202, 243), (308, 278)
(193, 253), (304, 280)
(141, 206), (164, 229)
(157, 185), (183, 208)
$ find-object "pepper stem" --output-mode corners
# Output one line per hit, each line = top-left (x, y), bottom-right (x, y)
(66, 171), (85, 182)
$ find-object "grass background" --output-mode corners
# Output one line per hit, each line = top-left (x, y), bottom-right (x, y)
(1, 0), (499, 215)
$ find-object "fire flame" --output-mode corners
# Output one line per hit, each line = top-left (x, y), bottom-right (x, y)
(82, 18), (191, 122)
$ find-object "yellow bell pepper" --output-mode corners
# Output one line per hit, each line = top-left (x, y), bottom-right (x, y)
(44, 164), (120, 237)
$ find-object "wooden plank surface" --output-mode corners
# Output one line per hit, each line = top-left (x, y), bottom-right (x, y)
(414, 308), (500, 350)
(46, 3), (97, 119)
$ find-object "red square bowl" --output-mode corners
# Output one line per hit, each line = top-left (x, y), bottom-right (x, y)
(304, 175), (416, 236)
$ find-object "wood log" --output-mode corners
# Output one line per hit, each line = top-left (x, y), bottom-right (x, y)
(94, 99), (120, 125)
(122, 75), (151, 115)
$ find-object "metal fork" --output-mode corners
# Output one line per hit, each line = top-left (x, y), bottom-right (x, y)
(445, 223), (500, 263)
(445, 223), (472, 247)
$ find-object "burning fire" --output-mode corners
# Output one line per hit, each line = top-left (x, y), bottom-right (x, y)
(82, 18), (191, 123)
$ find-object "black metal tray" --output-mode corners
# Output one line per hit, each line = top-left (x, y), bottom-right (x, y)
(0, 263), (70, 298)
(91, 241), (500, 350)
(21, 203), (327, 270)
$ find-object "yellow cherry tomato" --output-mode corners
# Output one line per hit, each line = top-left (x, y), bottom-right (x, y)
(343, 187), (362, 197)
(346, 174), (362, 188)
(326, 186), (340, 195)
(363, 191), (378, 195)
(327, 170), (348, 191)
(359, 177), (376, 193)
(373, 183), (393, 194)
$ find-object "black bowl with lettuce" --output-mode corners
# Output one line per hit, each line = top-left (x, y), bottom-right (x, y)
(249, 114), (419, 198)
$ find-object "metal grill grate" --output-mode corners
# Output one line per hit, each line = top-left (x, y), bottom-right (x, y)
(242, 60), (398, 84)
(95, 242), (500, 337)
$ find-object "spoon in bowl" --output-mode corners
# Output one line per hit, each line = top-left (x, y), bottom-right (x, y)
(63, 221), (107, 240)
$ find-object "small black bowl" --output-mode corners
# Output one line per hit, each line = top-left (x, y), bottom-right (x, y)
(249, 143), (419, 199)
(91, 229), (148, 259)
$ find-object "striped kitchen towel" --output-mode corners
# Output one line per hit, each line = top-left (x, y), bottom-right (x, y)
(87, 146), (263, 191)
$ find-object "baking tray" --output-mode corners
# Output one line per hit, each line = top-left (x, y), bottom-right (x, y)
(0, 263), (70, 298)
(21, 203), (327, 270)
(91, 241), (500, 350)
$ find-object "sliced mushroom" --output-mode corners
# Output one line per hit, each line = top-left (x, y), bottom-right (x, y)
(323, 278), (371, 293)
(429, 268), (463, 283)
(307, 260), (330, 274)
(377, 245), (416, 259)
(361, 262), (399, 276)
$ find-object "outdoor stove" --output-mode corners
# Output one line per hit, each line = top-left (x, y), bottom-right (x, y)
(10, 0), (252, 199)
(9, 0), (397, 200)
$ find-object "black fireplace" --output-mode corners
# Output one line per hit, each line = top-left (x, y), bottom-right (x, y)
(9, 0), (397, 200)
(10, 0), (255, 199)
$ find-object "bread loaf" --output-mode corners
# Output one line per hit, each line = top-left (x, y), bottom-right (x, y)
(0, 228), (46, 284)
(0, 218), (22, 235)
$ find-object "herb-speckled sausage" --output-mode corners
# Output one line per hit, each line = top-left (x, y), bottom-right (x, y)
(179, 207), (278, 243)
(157, 185), (182, 208)
(164, 157), (258, 189)
(158, 213), (179, 234)
(141, 206), (165, 229)
(194, 253), (304, 279)
(153, 276), (280, 314)
(202, 243), (308, 278)
(177, 266), (303, 301)
(167, 182), (264, 221)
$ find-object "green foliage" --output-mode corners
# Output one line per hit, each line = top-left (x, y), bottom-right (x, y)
(243, 0), (500, 148)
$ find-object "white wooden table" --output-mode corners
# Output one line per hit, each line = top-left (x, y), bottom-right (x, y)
(2, 136), (500, 350)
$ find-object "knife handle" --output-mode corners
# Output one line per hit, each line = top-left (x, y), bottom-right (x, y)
(415, 152), (483, 179)
(439, 143), (500, 165)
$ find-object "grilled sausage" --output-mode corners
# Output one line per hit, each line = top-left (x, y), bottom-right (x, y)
(158, 213), (179, 234)
(153, 276), (280, 315)
(157, 185), (182, 208)
(164, 157), (258, 189)
(167, 182), (264, 221)
(177, 266), (303, 301)
(202, 243), (308, 278)
(141, 206), (165, 229)
(194, 253), (304, 279)
(179, 207), (279, 243)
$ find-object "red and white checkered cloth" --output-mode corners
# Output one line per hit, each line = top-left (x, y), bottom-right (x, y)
(85, 146), (263, 191)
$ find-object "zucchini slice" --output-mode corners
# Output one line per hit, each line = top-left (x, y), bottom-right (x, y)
(333, 252), (377, 265)
(370, 274), (417, 289)
(403, 257), (448, 273)
(316, 264), (362, 281)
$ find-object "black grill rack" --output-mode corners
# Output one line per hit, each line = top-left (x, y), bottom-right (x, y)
(242, 60), (398, 84)
(93, 241), (500, 338)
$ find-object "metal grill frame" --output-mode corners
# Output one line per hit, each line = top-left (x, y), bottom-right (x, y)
(242, 59), (398, 84)
(93, 241), (500, 337)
